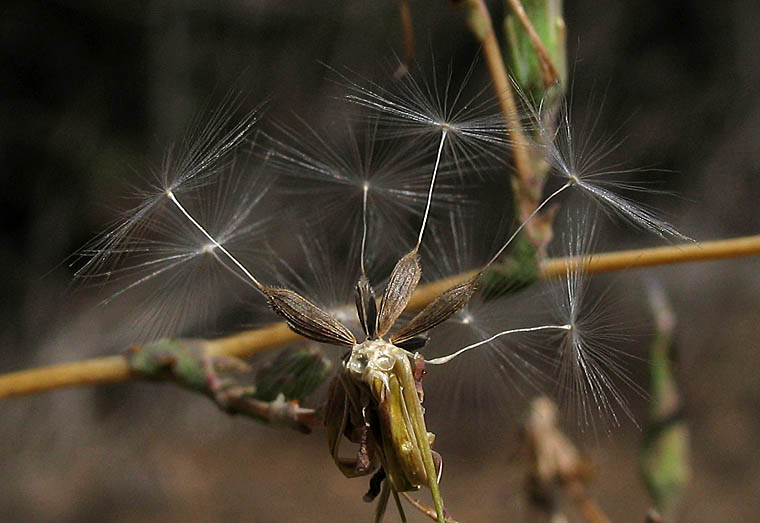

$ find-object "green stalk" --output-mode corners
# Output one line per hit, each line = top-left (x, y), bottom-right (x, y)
(398, 356), (445, 523)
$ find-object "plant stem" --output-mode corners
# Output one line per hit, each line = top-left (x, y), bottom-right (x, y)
(0, 356), (131, 399)
(504, 0), (560, 86)
(458, 0), (531, 180)
(458, 0), (550, 249)
(1, 234), (759, 400)
(540, 233), (760, 277)
(207, 321), (302, 359)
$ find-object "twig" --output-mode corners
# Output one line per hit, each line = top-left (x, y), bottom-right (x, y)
(1, 234), (759, 400)
(540, 233), (760, 277)
(0, 355), (132, 398)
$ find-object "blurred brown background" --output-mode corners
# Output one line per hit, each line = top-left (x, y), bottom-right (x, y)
(1, 1), (759, 521)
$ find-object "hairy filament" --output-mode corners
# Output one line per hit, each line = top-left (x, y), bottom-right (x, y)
(426, 324), (571, 365)
(99, 252), (198, 305)
(484, 181), (571, 269)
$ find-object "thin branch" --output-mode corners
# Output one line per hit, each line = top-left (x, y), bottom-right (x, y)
(0, 356), (132, 399)
(540, 233), (760, 277)
(1, 234), (759, 400)
(209, 313), (308, 359)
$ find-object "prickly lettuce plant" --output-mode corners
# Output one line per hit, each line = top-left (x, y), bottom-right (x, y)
(3, 1), (744, 521)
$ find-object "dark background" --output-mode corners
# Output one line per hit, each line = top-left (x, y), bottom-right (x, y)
(1, 1), (759, 521)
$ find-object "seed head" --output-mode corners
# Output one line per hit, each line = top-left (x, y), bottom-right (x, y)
(520, 86), (691, 242)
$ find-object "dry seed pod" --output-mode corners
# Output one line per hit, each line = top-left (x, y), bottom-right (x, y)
(263, 286), (356, 346)
(376, 250), (422, 337)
